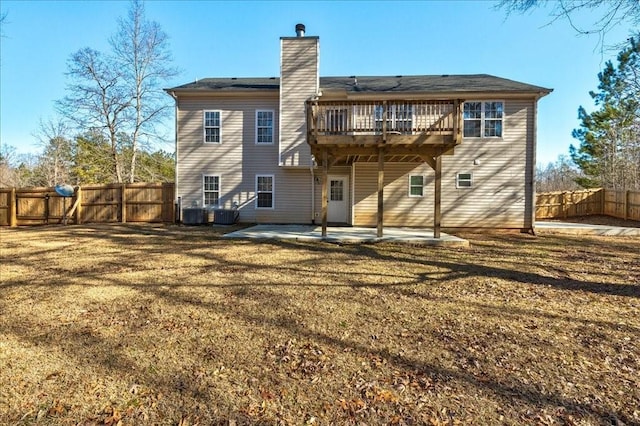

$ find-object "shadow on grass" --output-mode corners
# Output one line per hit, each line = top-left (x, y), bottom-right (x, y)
(1, 224), (638, 423)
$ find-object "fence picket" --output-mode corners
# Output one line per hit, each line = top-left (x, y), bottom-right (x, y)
(0, 183), (175, 226)
(535, 188), (639, 221)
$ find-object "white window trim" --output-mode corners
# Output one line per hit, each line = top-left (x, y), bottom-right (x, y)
(463, 100), (504, 139)
(408, 174), (425, 197)
(456, 172), (473, 189)
(255, 174), (275, 209)
(255, 110), (275, 145)
(203, 174), (221, 206)
(203, 110), (222, 144)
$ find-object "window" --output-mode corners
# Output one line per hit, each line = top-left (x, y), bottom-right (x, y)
(204, 111), (221, 143)
(256, 110), (274, 144)
(408, 175), (424, 197)
(456, 172), (473, 188)
(256, 175), (274, 208)
(463, 101), (503, 138)
(330, 179), (344, 201)
(203, 175), (220, 205)
(375, 104), (413, 134)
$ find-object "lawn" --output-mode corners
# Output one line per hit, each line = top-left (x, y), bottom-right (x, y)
(0, 224), (638, 425)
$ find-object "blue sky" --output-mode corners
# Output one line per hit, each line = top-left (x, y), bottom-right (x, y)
(0, 0), (632, 166)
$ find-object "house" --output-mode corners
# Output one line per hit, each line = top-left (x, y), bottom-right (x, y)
(166, 24), (552, 237)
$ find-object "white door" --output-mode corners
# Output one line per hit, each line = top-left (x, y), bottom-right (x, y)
(327, 176), (349, 223)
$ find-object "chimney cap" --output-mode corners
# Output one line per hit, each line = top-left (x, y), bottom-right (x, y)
(295, 23), (306, 37)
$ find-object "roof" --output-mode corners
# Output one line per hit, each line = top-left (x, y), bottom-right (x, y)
(166, 74), (552, 95)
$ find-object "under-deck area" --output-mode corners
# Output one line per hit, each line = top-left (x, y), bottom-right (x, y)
(307, 99), (464, 239)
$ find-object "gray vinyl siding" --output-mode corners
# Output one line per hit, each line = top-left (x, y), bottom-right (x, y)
(279, 37), (318, 167)
(176, 96), (312, 224)
(353, 163), (436, 226)
(176, 94), (535, 228)
(352, 99), (535, 228)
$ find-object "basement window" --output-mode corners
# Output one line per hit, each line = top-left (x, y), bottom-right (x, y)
(203, 175), (220, 205)
(256, 175), (274, 209)
(408, 175), (424, 197)
(456, 172), (473, 188)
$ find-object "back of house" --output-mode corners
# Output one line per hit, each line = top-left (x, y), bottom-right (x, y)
(166, 24), (551, 234)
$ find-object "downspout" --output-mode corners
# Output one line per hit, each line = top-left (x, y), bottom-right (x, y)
(169, 90), (179, 222)
(307, 96), (320, 225)
(310, 162), (316, 224)
(530, 93), (540, 235)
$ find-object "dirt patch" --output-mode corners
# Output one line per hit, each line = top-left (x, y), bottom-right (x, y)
(1, 224), (638, 425)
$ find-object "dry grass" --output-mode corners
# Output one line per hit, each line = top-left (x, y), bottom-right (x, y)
(0, 224), (638, 425)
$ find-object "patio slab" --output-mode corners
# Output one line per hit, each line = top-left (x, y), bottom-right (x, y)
(223, 225), (469, 247)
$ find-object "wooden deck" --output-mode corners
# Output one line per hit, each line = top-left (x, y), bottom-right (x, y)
(306, 99), (464, 239)
(307, 100), (461, 146)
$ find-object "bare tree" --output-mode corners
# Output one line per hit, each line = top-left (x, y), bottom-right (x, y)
(0, 144), (18, 187)
(33, 117), (74, 186)
(536, 154), (585, 192)
(110, 0), (179, 183)
(497, 0), (640, 48)
(0, 11), (8, 37)
(57, 48), (130, 183)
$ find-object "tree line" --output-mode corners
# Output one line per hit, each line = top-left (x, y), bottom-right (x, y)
(1, 0), (177, 188)
(539, 35), (639, 192)
(500, 1), (639, 192)
(0, 131), (174, 188)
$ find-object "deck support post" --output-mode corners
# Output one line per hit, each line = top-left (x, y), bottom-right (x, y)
(377, 148), (384, 238)
(321, 150), (328, 237)
(434, 155), (442, 239)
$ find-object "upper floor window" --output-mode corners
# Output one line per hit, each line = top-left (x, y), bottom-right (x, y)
(204, 111), (221, 143)
(203, 175), (220, 205)
(463, 101), (503, 138)
(256, 110), (274, 144)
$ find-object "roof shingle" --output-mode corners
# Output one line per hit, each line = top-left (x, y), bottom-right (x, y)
(167, 74), (552, 95)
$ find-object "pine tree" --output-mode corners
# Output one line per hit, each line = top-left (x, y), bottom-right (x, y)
(570, 36), (640, 190)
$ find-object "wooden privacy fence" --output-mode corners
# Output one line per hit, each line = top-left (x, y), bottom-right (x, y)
(0, 183), (175, 227)
(536, 188), (640, 221)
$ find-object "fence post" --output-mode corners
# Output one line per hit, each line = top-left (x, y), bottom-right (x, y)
(600, 188), (605, 215)
(121, 183), (127, 223)
(624, 189), (629, 220)
(9, 188), (17, 227)
(76, 186), (83, 224)
(44, 194), (50, 225)
(562, 191), (568, 219)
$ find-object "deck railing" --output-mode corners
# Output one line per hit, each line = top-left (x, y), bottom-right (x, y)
(308, 100), (457, 136)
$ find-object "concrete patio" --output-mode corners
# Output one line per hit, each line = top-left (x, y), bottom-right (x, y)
(223, 224), (469, 247)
